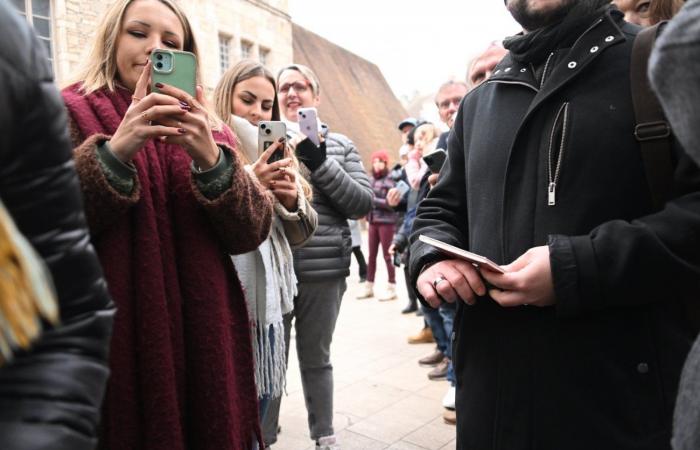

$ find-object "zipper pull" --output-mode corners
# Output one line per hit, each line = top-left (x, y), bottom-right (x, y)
(548, 182), (556, 206)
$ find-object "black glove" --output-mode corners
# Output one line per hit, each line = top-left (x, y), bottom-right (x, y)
(295, 138), (327, 172)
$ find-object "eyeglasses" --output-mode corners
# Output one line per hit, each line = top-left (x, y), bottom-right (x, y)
(438, 97), (463, 110)
(279, 82), (310, 94)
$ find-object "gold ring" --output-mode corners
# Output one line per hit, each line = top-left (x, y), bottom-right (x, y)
(132, 95), (142, 103)
(141, 111), (149, 121)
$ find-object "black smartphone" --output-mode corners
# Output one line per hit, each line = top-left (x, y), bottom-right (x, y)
(423, 149), (447, 174)
(392, 251), (402, 267)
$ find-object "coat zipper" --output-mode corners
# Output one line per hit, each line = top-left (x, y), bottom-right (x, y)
(540, 52), (555, 89)
(547, 102), (570, 206)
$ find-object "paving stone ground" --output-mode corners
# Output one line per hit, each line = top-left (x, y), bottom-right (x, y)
(272, 232), (457, 450)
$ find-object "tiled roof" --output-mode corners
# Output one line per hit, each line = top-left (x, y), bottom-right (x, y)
(292, 23), (408, 168)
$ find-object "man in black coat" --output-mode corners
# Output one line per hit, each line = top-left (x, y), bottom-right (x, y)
(409, 1), (700, 449)
(0, 2), (115, 449)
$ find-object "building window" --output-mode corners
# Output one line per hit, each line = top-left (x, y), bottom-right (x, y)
(11, 0), (54, 71)
(218, 34), (231, 75)
(241, 40), (253, 60)
(259, 47), (270, 67)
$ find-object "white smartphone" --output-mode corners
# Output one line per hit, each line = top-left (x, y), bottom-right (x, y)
(395, 180), (411, 196)
(258, 121), (287, 163)
(419, 235), (505, 273)
(297, 107), (320, 146)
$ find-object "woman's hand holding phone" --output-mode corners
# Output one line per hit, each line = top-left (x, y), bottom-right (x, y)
(252, 142), (297, 210)
(110, 60), (219, 170)
(110, 61), (189, 163)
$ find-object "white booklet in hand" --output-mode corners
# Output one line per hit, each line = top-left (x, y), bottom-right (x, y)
(419, 235), (506, 273)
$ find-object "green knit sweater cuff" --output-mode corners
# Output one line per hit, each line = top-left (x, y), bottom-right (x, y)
(193, 147), (234, 200)
(95, 141), (136, 195)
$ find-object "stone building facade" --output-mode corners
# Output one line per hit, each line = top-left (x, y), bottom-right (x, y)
(25, 0), (292, 89)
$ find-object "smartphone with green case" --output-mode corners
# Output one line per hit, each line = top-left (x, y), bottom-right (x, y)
(150, 49), (196, 97)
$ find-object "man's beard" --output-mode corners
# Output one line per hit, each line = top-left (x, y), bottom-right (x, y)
(507, 0), (577, 31)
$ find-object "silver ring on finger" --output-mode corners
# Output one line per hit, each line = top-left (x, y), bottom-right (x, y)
(433, 275), (447, 290)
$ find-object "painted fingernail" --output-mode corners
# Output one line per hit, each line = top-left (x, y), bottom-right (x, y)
(155, 82), (164, 88)
(277, 137), (285, 143)
(181, 105), (191, 110)
(178, 128), (187, 134)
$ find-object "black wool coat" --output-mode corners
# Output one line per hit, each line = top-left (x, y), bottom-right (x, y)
(409, 11), (700, 450)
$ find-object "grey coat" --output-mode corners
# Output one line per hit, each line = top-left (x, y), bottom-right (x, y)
(293, 127), (373, 281)
(650, 2), (700, 448)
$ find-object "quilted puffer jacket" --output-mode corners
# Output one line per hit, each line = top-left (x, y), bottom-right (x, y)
(0, 5), (115, 450)
(293, 126), (373, 281)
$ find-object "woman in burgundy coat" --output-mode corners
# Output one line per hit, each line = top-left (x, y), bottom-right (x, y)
(61, 0), (273, 448)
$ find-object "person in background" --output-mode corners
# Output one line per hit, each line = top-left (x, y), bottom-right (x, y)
(348, 219), (368, 283)
(263, 63), (373, 450)
(411, 0), (700, 448)
(406, 122), (441, 190)
(212, 59), (318, 431)
(612, 0), (684, 25)
(61, 0), (273, 448)
(357, 150), (398, 301)
(0, 3), (114, 448)
(650, 2), (700, 448)
(467, 41), (509, 91)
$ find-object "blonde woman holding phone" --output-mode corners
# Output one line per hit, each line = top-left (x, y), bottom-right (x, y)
(213, 60), (317, 427)
(61, 1), (273, 448)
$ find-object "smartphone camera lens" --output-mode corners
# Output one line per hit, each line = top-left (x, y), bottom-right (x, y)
(156, 62), (163, 69)
(260, 124), (266, 129)
(156, 54), (163, 60)
(265, 129), (271, 135)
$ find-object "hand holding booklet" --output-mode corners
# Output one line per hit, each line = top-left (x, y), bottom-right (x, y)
(419, 235), (506, 274)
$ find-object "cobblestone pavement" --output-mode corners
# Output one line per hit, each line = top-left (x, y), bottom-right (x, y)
(272, 239), (457, 450)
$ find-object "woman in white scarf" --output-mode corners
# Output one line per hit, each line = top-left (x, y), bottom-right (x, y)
(213, 60), (317, 420)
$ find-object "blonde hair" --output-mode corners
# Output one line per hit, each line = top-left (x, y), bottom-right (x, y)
(70, 0), (199, 94)
(277, 64), (321, 97)
(213, 60), (312, 200)
(414, 123), (441, 147)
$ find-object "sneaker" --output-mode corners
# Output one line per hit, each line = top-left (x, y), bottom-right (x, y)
(378, 283), (397, 301)
(427, 357), (449, 380)
(443, 409), (457, 425)
(418, 349), (445, 367)
(355, 282), (374, 299)
(316, 434), (340, 450)
(407, 327), (434, 344)
(442, 386), (456, 410)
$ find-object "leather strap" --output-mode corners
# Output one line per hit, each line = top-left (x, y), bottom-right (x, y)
(630, 22), (674, 211)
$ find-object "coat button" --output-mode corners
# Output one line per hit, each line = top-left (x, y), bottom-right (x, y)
(568, 61), (577, 69)
(495, 69), (501, 74)
(505, 67), (512, 72)
(520, 68), (527, 72)
(637, 362), (650, 374)
(605, 36), (615, 42)
(590, 46), (599, 53)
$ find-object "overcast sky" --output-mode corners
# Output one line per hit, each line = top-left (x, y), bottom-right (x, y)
(288, 1), (521, 101)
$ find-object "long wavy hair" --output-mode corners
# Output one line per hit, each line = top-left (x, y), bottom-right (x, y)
(213, 60), (312, 200)
(649, 0), (684, 23)
(69, 0), (199, 94)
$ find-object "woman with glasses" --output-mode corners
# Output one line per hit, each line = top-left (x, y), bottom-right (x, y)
(263, 64), (373, 450)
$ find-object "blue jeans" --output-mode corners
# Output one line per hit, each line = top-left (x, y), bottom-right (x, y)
(439, 303), (456, 386)
(422, 302), (456, 386)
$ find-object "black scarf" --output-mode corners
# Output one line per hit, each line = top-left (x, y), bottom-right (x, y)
(503, 1), (614, 64)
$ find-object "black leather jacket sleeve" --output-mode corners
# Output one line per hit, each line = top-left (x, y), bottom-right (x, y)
(0, 6), (115, 450)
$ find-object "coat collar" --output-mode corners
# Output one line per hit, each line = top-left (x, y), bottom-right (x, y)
(488, 10), (626, 105)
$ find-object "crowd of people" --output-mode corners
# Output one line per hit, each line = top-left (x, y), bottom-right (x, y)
(0, 0), (699, 449)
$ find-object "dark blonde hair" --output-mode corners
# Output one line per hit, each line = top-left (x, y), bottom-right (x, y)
(71, 0), (199, 93)
(213, 60), (280, 124)
(649, 0), (684, 23)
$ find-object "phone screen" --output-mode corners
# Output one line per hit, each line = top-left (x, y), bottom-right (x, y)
(264, 140), (285, 164)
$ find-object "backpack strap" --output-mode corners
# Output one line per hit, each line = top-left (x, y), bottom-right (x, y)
(630, 22), (674, 211)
